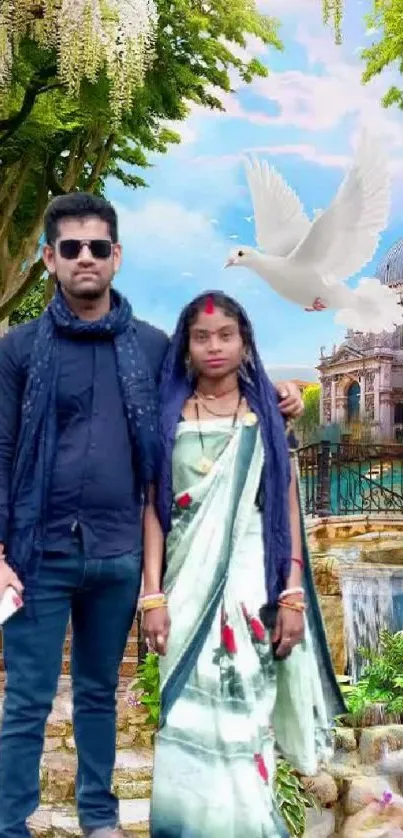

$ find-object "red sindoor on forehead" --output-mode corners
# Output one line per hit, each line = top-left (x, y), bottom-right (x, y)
(203, 296), (215, 315)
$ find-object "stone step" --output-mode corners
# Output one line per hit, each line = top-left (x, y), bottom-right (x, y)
(29, 799), (150, 837)
(40, 749), (153, 804)
(0, 677), (154, 750)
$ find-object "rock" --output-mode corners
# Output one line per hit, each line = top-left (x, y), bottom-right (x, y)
(360, 727), (403, 765)
(311, 555), (341, 596)
(40, 752), (76, 805)
(64, 736), (75, 752)
(43, 736), (63, 753)
(361, 542), (403, 566)
(29, 800), (150, 837)
(118, 731), (137, 748)
(341, 799), (403, 837)
(113, 749), (153, 799)
(319, 595), (346, 674)
(303, 808), (335, 837)
(344, 775), (395, 816)
(300, 772), (338, 807)
(39, 746), (154, 805)
(335, 728), (357, 753)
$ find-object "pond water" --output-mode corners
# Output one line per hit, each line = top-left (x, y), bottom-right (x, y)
(312, 533), (403, 681)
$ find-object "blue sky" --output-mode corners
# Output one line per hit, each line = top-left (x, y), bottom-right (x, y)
(107, 0), (403, 382)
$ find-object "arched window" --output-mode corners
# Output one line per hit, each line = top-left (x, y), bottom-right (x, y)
(347, 381), (360, 422)
(395, 403), (403, 424)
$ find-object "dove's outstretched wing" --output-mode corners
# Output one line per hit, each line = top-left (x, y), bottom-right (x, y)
(244, 157), (310, 257)
(290, 131), (390, 284)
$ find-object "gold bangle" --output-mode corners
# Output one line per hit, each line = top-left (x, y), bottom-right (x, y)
(140, 596), (167, 612)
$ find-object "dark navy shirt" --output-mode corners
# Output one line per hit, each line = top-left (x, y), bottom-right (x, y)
(0, 317), (168, 557)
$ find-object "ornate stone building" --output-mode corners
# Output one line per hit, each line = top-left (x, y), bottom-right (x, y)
(317, 238), (403, 441)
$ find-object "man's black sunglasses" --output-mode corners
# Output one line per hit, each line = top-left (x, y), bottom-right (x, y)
(58, 239), (113, 260)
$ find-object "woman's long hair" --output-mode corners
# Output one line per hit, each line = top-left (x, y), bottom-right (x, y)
(157, 291), (292, 605)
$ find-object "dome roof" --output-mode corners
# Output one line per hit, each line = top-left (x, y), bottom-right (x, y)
(375, 238), (403, 286)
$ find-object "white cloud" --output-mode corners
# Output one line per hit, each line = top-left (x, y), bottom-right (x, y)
(291, 26), (403, 145)
(245, 143), (350, 169)
(164, 121), (198, 146)
(114, 198), (249, 291)
(117, 198), (224, 265)
(195, 23), (403, 181)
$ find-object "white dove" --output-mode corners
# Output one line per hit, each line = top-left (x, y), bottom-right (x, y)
(225, 132), (402, 332)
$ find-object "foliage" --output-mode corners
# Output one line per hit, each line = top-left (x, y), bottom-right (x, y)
(295, 384), (321, 445)
(360, 0), (403, 110)
(0, 1), (157, 123)
(131, 653), (317, 833)
(0, 0), (281, 322)
(131, 651), (160, 726)
(274, 757), (319, 837)
(321, 0), (343, 44)
(344, 630), (403, 720)
(9, 276), (46, 325)
(321, 0), (403, 112)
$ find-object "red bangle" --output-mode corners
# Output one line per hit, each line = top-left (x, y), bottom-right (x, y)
(291, 557), (304, 569)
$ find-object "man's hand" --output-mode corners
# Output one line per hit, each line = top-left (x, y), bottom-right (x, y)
(0, 544), (23, 598)
(275, 381), (304, 419)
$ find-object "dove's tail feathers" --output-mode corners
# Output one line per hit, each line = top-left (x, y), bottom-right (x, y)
(334, 277), (403, 333)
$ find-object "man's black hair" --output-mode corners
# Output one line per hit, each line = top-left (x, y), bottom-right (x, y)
(44, 192), (118, 244)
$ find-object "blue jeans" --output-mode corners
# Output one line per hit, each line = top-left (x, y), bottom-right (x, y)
(0, 548), (142, 837)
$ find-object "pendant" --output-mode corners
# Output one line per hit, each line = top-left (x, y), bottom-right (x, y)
(196, 456), (214, 475)
(243, 411), (258, 427)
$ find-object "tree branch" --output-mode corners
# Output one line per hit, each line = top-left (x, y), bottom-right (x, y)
(86, 134), (116, 191)
(0, 67), (60, 147)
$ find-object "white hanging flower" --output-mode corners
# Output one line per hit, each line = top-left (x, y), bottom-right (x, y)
(0, 0), (158, 122)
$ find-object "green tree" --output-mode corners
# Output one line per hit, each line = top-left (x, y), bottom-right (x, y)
(321, 0), (403, 110)
(360, 0), (403, 109)
(295, 384), (321, 445)
(0, 1), (281, 322)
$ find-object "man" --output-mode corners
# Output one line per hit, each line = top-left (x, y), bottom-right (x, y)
(0, 192), (303, 838)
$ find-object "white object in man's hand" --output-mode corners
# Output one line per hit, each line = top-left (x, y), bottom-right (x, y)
(0, 586), (23, 625)
(0, 545), (24, 597)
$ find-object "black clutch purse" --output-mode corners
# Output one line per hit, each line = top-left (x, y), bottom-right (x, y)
(259, 603), (291, 661)
(259, 603), (278, 630)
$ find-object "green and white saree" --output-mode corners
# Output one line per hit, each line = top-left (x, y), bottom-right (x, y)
(150, 417), (343, 838)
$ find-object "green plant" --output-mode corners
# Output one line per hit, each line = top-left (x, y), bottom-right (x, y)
(274, 758), (318, 837)
(345, 630), (403, 720)
(131, 652), (160, 726)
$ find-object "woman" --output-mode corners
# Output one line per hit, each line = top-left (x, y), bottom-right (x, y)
(141, 292), (344, 838)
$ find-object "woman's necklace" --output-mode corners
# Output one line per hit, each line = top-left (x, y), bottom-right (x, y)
(194, 383), (239, 401)
(194, 392), (243, 475)
(196, 396), (241, 418)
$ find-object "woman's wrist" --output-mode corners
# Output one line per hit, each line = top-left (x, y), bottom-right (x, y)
(139, 592), (167, 612)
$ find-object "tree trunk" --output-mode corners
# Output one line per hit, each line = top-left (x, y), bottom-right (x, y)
(0, 130), (109, 322)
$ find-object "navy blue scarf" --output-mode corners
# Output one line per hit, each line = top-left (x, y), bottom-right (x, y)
(8, 287), (159, 594)
(157, 297), (292, 606)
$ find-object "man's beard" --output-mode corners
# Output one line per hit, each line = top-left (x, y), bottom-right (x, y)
(73, 286), (107, 301)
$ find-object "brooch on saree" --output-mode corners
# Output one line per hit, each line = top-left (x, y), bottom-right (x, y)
(243, 411), (258, 426)
(196, 455), (214, 475)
